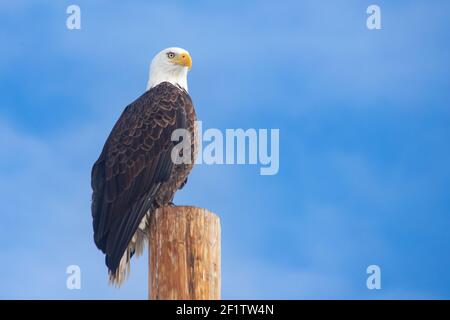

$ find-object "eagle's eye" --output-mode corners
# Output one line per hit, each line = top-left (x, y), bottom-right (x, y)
(167, 52), (176, 59)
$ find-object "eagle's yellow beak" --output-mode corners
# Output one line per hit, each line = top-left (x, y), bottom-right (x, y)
(174, 52), (192, 69)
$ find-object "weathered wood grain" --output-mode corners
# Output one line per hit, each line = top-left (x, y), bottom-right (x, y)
(148, 206), (221, 300)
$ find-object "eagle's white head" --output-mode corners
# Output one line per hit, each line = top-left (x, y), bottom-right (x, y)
(146, 47), (192, 92)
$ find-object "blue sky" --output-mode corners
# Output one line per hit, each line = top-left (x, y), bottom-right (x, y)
(1, 0), (450, 299)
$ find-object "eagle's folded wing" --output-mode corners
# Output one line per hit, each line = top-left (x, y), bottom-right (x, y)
(91, 83), (189, 273)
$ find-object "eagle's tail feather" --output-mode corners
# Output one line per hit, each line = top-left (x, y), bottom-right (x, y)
(108, 210), (152, 287)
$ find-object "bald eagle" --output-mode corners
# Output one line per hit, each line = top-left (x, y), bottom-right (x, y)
(91, 47), (197, 285)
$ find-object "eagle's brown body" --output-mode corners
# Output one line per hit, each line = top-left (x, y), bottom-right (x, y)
(91, 82), (196, 284)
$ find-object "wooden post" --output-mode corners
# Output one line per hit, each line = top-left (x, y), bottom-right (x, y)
(148, 206), (221, 300)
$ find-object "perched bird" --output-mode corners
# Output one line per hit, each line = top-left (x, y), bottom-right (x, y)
(91, 47), (197, 285)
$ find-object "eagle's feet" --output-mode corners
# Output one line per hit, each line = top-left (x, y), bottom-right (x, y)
(167, 201), (176, 207)
(179, 178), (188, 189)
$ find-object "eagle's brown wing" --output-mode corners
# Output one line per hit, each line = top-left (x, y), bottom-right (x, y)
(91, 82), (191, 274)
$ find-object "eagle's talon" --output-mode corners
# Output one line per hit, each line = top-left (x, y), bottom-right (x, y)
(179, 178), (188, 189)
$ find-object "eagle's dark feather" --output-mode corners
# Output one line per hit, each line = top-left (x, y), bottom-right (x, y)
(91, 82), (196, 277)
